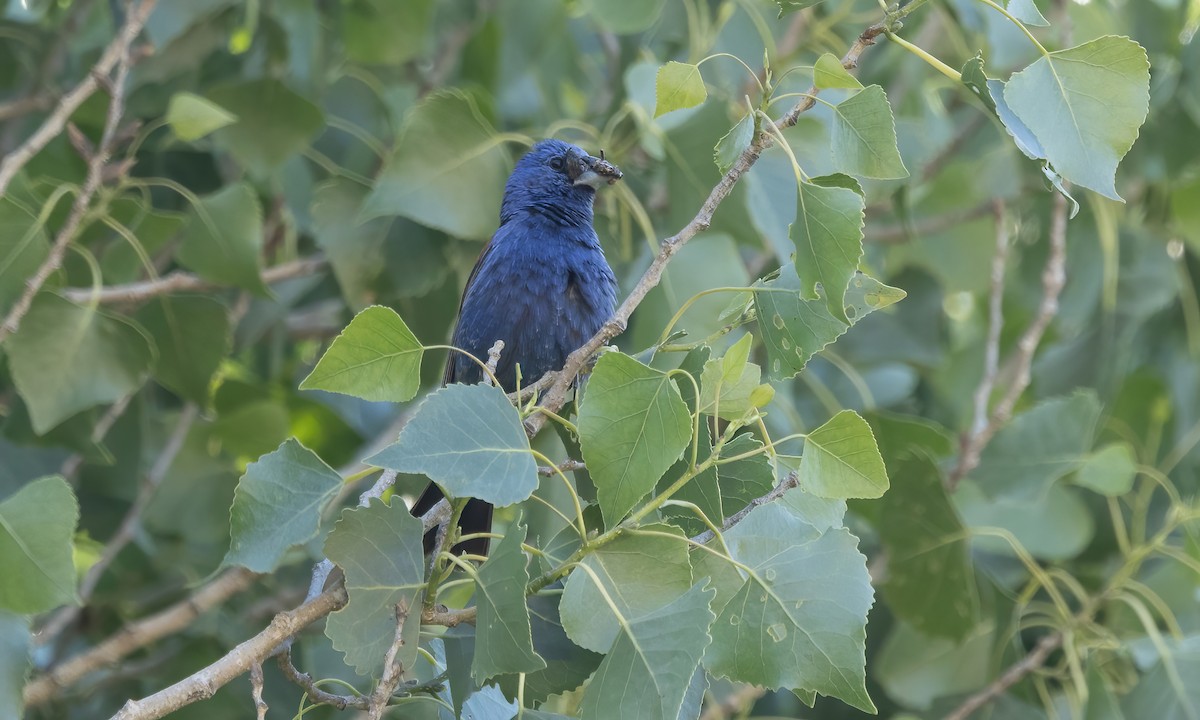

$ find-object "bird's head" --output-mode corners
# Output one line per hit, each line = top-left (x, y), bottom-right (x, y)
(500, 139), (622, 226)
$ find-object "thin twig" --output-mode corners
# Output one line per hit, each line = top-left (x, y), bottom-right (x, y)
(277, 648), (366, 710)
(24, 568), (258, 706)
(107, 586), (346, 720)
(249, 662), (268, 720)
(60, 255), (330, 305)
(538, 459), (586, 476)
(59, 392), (135, 480)
(691, 470), (801, 546)
(0, 0), (156, 197)
(368, 601), (410, 720)
(523, 18), (896, 437)
(948, 201), (1009, 488)
(40, 405), (199, 644)
(941, 632), (1063, 720)
(0, 0), (155, 342)
(0, 93), (54, 122)
(484, 339), (505, 386)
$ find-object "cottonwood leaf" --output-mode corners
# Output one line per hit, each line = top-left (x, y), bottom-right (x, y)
(368, 383), (538, 506)
(801, 410), (889, 499)
(1074, 443), (1137, 496)
(830, 85), (908, 179)
(714, 114), (754, 172)
(577, 352), (692, 527)
(136, 295), (229, 404)
(0, 476), (78, 613)
(166, 91), (237, 141)
(579, 582), (715, 720)
(0, 198), (48, 317)
(473, 519), (546, 680)
(882, 454), (978, 640)
(496, 593), (604, 705)
(362, 90), (510, 239)
(655, 62), (707, 117)
(207, 78), (324, 176)
(177, 182), (267, 294)
(462, 684), (519, 720)
(324, 499), (424, 675)
(755, 265), (905, 380)
(342, 0), (433, 65)
(698, 334), (764, 420)
(561, 525), (694, 653)
(955, 481), (1095, 561)
(1008, 0), (1049, 27)
(1003, 36), (1150, 201)
(311, 179), (387, 310)
(972, 391), (1101, 501)
(221, 439), (341, 573)
(791, 179), (865, 323)
(814, 53), (862, 90)
(300, 305), (424, 402)
(702, 503), (875, 712)
(8, 294), (154, 434)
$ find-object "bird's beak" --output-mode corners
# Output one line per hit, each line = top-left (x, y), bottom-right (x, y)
(571, 153), (623, 189)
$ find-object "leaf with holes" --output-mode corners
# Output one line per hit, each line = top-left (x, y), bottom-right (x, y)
(790, 179), (865, 323)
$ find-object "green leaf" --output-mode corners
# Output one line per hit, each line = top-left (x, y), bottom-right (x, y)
(754, 266), (904, 380)
(221, 439), (341, 573)
(579, 582), (715, 720)
(368, 384), (538, 506)
(561, 525), (694, 653)
(655, 62), (707, 117)
(698, 334), (763, 420)
(702, 503), (875, 712)
(714, 114), (754, 172)
(583, 0), (667, 34)
(136, 296), (229, 404)
(876, 621), (993, 710)
(0, 611), (29, 720)
(207, 79), (325, 177)
(800, 410), (889, 499)
(972, 391), (1102, 501)
(814, 53), (862, 90)
(791, 179), (865, 323)
(716, 436), (776, 516)
(830, 85), (908, 180)
(473, 519), (547, 680)
(882, 454), (978, 640)
(342, 0), (433, 65)
(361, 90), (510, 239)
(955, 480), (1095, 561)
(1008, 0), (1049, 27)
(1074, 443), (1137, 496)
(1003, 36), (1150, 200)
(177, 182), (267, 294)
(300, 305), (424, 402)
(0, 476), (78, 613)
(0, 198), (48, 317)
(165, 91), (237, 141)
(8, 294), (154, 434)
(462, 684), (520, 719)
(324, 499), (425, 675)
(577, 352), (692, 527)
(496, 593), (604, 705)
(311, 179), (387, 310)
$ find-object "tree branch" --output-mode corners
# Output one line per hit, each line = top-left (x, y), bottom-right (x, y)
(60, 255), (330, 306)
(0, 0), (156, 343)
(690, 469), (801, 546)
(108, 587), (347, 720)
(0, 0), (156, 198)
(941, 632), (1063, 720)
(24, 568), (258, 707)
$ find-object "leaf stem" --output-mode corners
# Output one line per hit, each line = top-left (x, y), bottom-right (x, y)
(973, 0), (1050, 55)
(885, 31), (962, 81)
(697, 52), (766, 95)
(530, 450), (588, 539)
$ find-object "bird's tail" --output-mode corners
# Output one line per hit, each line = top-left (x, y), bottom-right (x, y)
(411, 483), (493, 557)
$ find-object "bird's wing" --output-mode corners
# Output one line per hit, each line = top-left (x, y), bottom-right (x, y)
(443, 234), (498, 386)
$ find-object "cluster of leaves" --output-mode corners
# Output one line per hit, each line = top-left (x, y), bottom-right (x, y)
(0, 0), (1197, 719)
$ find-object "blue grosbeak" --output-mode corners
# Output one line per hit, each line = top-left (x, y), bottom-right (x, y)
(413, 139), (622, 554)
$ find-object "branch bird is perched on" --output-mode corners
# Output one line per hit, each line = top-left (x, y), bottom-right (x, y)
(412, 138), (623, 555)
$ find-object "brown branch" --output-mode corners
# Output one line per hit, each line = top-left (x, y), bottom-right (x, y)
(421, 605), (476, 628)
(60, 255), (330, 306)
(106, 586), (346, 720)
(0, 0), (156, 197)
(277, 648), (366, 710)
(249, 662), (268, 720)
(0, 0), (156, 343)
(24, 568), (258, 706)
(538, 459), (586, 476)
(368, 601), (410, 720)
(0, 93), (54, 122)
(690, 469), (801, 546)
(523, 19), (895, 437)
(942, 632), (1063, 720)
(950, 191), (1069, 486)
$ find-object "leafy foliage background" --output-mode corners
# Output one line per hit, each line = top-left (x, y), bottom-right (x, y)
(0, 0), (1197, 718)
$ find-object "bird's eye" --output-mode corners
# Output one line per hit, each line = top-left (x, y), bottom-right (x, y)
(549, 156), (566, 171)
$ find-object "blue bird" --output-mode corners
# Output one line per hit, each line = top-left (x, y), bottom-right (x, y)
(413, 138), (622, 554)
